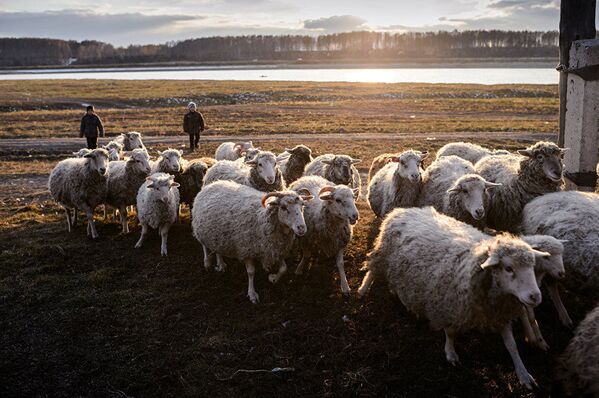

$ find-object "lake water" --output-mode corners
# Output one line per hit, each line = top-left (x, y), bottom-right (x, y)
(0, 66), (558, 84)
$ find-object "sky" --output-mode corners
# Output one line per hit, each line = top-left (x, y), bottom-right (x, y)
(0, 0), (597, 46)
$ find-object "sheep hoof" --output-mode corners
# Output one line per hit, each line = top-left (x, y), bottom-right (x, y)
(341, 287), (351, 296)
(294, 268), (304, 275)
(134, 241), (142, 249)
(518, 372), (537, 390)
(161, 248), (168, 256)
(268, 274), (279, 284)
(248, 292), (260, 304)
(446, 352), (460, 366)
(535, 340), (549, 352)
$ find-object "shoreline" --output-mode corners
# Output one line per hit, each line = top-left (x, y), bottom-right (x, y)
(0, 58), (557, 73)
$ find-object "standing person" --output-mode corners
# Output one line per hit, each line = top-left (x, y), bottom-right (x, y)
(79, 105), (104, 149)
(183, 102), (205, 152)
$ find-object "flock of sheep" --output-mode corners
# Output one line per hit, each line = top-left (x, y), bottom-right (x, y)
(47, 132), (598, 395)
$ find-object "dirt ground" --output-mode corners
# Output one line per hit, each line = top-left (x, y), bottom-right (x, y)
(1, 134), (597, 398)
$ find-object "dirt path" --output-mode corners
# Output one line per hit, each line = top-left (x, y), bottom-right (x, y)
(0, 131), (554, 154)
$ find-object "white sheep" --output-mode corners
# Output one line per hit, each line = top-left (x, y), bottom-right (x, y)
(418, 155), (500, 227)
(521, 190), (599, 288)
(559, 304), (599, 396)
(358, 206), (548, 389)
(115, 131), (145, 151)
(475, 141), (565, 232)
(72, 148), (92, 157)
(48, 148), (110, 239)
(105, 149), (152, 234)
(367, 150), (427, 218)
(151, 148), (183, 175)
(289, 176), (359, 295)
(214, 141), (254, 161)
(192, 181), (311, 303)
(103, 140), (123, 161)
(518, 235), (568, 351)
(436, 142), (510, 164)
(304, 154), (361, 194)
(135, 173), (180, 256)
(203, 150), (285, 192)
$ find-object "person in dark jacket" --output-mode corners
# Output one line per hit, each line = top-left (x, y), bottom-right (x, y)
(183, 102), (205, 151)
(79, 105), (104, 149)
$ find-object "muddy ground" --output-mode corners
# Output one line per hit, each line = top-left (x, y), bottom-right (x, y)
(1, 133), (597, 398)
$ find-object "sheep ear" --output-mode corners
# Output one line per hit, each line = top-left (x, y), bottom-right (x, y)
(485, 181), (502, 189)
(156, 150), (163, 156)
(480, 253), (500, 269)
(389, 156), (400, 163)
(301, 195), (313, 202)
(560, 148), (570, 153)
(276, 154), (288, 162)
(517, 149), (534, 157)
(170, 182), (180, 188)
(558, 239), (569, 244)
(245, 159), (257, 167)
(83, 153), (93, 158)
(351, 158), (361, 164)
(72, 152), (79, 155)
(352, 188), (360, 198)
(319, 192), (334, 201)
(533, 249), (551, 259)
(447, 186), (461, 193)
(322, 159), (334, 165)
(420, 151), (429, 159)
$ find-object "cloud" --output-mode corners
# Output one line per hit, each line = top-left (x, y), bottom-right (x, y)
(303, 15), (367, 32)
(0, 10), (200, 43)
(0, 9), (310, 45)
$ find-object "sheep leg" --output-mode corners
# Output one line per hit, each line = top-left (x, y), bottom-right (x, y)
(520, 307), (537, 346)
(521, 306), (549, 351)
(500, 324), (537, 390)
(336, 250), (350, 295)
(546, 280), (573, 328)
(119, 206), (129, 234)
(135, 224), (148, 249)
(215, 254), (227, 272)
(295, 248), (311, 275)
(81, 204), (98, 239)
(64, 207), (72, 232)
(444, 329), (460, 365)
(357, 270), (374, 298)
(202, 245), (213, 270)
(268, 260), (288, 284)
(72, 208), (78, 227)
(244, 258), (260, 304)
(103, 204), (107, 221)
(159, 224), (170, 256)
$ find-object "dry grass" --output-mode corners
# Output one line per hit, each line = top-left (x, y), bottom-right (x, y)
(0, 80), (558, 138)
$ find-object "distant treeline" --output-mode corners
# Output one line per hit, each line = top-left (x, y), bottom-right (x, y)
(0, 30), (560, 67)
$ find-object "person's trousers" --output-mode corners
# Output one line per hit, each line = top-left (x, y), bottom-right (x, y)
(189, 132), (200, 150)
(86, 136), (98, 149)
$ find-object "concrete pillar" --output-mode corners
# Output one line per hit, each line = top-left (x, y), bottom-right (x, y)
(563, 39), (599, 191)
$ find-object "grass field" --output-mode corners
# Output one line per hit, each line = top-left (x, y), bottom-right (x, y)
(1, 80), (595, 397)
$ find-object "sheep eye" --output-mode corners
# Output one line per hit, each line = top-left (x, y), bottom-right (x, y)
(505, 266), (514, 273)
(536, 154), (543, 161)
(335, 199), (342, 203)
(400, 161), (406, 166)
(281, 205), (288, 211)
